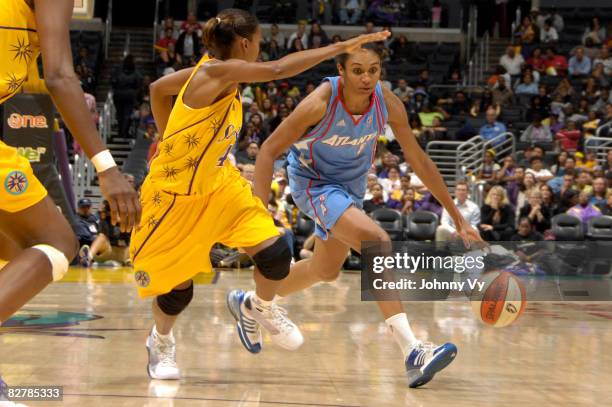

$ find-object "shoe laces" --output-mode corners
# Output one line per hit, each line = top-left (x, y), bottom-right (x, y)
(155, 335), (176, 367)
(270, 304), (294, 333)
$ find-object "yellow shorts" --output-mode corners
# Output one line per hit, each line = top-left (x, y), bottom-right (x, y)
(0, 140), (47, 213)
(130, 168), (280, 298)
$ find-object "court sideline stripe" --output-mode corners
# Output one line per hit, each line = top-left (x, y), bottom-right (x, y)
(61, 392), (364, 407)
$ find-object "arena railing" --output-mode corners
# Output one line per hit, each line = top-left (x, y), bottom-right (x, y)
(584, 135), (612, 166)
(104, 0), (112, 59)
(595, 121), (612, 137)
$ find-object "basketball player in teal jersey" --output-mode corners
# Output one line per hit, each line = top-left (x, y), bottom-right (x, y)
(229, 44), (483, 387)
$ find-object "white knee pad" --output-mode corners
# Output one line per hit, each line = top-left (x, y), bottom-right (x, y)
(32, 244), (69, 282)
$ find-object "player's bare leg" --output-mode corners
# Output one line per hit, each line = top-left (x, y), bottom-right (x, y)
(0, 196), (77, 323)
(279, 206), (456, 387)
(145, 279), (193, 380)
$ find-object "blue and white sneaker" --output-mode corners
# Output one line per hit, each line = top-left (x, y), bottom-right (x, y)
(405, 342), (457, 388)
(226, 289), (262, 354)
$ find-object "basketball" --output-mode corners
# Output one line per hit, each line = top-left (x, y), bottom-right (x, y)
(470, 270), (527, 328)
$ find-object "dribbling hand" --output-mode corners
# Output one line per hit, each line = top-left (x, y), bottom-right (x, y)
(98, 167), (142, 233)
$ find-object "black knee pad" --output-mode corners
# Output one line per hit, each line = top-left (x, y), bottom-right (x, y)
(253, 238), (292, 281)
(156, 283), (194, 316)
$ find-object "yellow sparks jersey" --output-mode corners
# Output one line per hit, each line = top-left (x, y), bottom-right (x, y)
(0, 0), (39, 105)
(147, 55), (243, 196)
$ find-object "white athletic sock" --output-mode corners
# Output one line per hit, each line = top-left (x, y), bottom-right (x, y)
(153, 325), (173, 340)
(385, 313), (419, 357)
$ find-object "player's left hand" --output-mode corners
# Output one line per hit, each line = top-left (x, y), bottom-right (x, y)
(98, 166), (142, 233)
(340, 30), (391, 54)
(455, 218), (486, 249)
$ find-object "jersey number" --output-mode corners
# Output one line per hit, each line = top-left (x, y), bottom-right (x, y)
(217, 144), (233, 166)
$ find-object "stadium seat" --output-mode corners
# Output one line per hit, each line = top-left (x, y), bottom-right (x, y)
(370, 208), (404, 241)
(404, 211), (438, 241)
(551, 214), (584, 241)
(586, 216), (612, 241)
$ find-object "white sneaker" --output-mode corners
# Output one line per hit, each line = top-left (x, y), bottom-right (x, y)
(145, 327), (180, 380)
(243, 292), (304, 351)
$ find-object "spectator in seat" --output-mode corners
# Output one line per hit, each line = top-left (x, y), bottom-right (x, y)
(526, 156), (554, 183)
(176, 23), (201, 63)
(597, 190), (612, 216)
(583, 17), (607, 46)
(75, 198), (99, 251)
(266, 23), (286, 50)
(567, 190), (602, 230)
(521, 114), (552, 143)
(446, 90), (471, 115)
(540, 19), (559, 46)
(81, 200), (131, 267)
(558, 170), (578, 197)
(435, 181), (480, 241)
(527, 47), (547, 75)
(339, 0), (366, 25)
(576, 151), (597, 173)
(159, 17), (178, 40)
(526, 95), (549, 122)
(555, 120), (581, 151)
(492, 76), (514, 107)
(511, 216), (544, 242)
(575, 170), (593, 194)
(236, 141), (259, 166)
(568, 47), (592, 77)
(393, 78), (413, 103)
(540, 184), (560, 215)
(593, 45), (611, 76)
(180, 12), (202, 36)
(480, 107), (507, 144)
(379, 165), (402, 196)
(499, 45), (524, 76)
(479, 186), (516, 241)
(400, 187), (417, 215)
(363, 183), (387, 213)
(418, 103), (448, 127)
(288, 21), (308, 50)
(390, 34), (416, 64)
(308, 21), (329, 48)
(519, 190), (551, 233)
(590, 177), (608, 207)
(552, 77), (575, 102)
(550, 150), (569, 176)
(544, 47), (568, 76)
(417, 68), (433, 90)
(288, 37), (305, 53)
(515, 71), (539, 96)
(75, 46), (96, 72)
(415, 192), (442, 218)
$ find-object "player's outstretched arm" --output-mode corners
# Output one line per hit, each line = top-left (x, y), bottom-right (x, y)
(33, 0), (141, 232)
(149, 68), (194, 137)
(204, 31), (390, 84)
(383, 87), (483, 247)
(254, 83), (330, 205)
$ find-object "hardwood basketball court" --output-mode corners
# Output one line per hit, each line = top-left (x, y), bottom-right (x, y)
(1, 267), (611, 406)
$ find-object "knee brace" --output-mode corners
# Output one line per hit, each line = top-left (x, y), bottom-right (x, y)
(252, 238), (292, 281)
(32, 244), (69, 282)
(156, 283), (194, 316)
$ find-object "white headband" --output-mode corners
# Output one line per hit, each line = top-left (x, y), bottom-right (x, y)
(216, 17), (221, 23)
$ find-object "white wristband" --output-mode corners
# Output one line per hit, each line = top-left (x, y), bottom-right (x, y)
(91, 150), (117, 173)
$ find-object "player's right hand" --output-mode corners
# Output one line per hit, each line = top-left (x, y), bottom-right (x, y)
(98, 167), (142, 233)
(340, 31), (391, 54)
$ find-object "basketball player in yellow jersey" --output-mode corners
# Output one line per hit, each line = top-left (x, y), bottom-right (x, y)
(0, 0), (140, 325)
(130, 8), (389, 379)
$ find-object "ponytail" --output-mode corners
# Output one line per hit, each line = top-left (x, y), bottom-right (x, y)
(202, 8), (258, 60)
